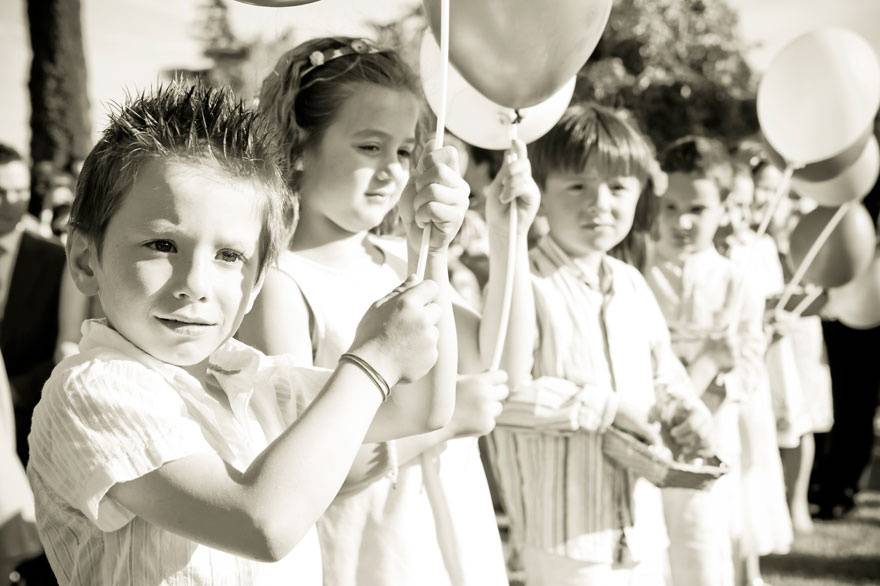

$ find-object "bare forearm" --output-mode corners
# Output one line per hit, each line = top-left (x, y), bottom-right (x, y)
(480, 225), (534, 387)
(240, 363), (383, 554)
(110, 362), (384, 562)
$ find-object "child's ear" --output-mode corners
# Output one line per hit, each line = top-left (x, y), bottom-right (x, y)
(66, 229), (100, 296)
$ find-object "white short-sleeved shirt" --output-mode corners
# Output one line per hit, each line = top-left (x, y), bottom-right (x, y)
(27, 319), (331, 586)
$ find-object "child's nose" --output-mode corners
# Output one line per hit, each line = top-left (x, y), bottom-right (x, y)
(677, 214), (695, 229)
(588, 184), (614, 212)
(174, 256), (211, 302)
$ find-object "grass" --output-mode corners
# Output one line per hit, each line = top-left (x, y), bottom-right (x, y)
(762, 491), (880, 586)
(502, 492), (880, 585)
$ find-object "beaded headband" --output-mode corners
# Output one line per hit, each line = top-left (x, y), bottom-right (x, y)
(300, 39), (384, 79)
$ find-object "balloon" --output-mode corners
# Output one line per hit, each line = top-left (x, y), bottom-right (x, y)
(757, 28), (880, 178)
(419, 33), (574, 150)
(828, 246), (880, 329)
(423, 0), (611, 108)
(791, 136), (880, 206)
(230, 1), (319, 5)
(789, 203), (875, 288)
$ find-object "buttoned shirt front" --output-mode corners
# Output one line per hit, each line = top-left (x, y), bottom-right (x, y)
(490, 237), (689, 564)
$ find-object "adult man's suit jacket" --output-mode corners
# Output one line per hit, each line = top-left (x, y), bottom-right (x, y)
(1, 230), (65, 465)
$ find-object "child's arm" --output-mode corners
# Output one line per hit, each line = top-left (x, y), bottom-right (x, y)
(479, 139), (539, 387)
(378, 142), (469, 434)
(108, 278), (441, 562)
(640, 276), (714, 458)
(236, 268), (313, 365)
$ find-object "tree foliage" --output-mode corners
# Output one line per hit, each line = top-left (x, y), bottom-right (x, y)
(582, 0), (758, 150)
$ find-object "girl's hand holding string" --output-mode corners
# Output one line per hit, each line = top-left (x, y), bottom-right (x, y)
(400, 140), (470, 254)
(484, 138), (540, 238)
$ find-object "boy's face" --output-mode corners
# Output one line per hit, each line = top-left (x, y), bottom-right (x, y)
(657, 172), (724, 258)
(540, 168), (642, 257)
(726, 173), (754, 231)
(74, 159), (265, 371)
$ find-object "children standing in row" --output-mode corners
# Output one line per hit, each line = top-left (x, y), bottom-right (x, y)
(25, 82), (466, 585)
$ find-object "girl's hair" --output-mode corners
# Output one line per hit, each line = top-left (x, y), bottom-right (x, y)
(259, 37), (421, 196)
(528, 102), (656, 190)
(71, 82), (290, 273)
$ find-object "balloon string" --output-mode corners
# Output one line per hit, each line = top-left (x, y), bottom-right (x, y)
(415, 0), (450, 281)
(755, 163), (796, 238)
(419, 2), (463, 583)
(489, 120), (521, 372)
(775, 202), (852, 314)
(791, 286), (823, 317)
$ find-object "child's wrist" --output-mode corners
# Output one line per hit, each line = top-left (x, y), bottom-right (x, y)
(347, 342), (401, 390)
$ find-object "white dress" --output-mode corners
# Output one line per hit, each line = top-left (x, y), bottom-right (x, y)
(275, 234), (508, 586)
(727, 234), (794, 556)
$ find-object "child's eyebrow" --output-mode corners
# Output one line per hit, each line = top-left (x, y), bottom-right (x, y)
(139, 219), (179, 234)
(353, 129), (416, 144)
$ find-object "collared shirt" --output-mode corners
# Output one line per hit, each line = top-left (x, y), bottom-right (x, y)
(490, 236), (689, 564)
(643, 243), (766, 402)
(0, 224), (24, 316)
(27, 319), (331, 586)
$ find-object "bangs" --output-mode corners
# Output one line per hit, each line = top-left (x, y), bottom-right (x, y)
(530, 103), (655, 187)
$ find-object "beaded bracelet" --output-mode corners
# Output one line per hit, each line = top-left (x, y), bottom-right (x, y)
(339, 352), (391, 402)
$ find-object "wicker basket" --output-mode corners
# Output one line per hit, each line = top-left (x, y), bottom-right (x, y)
(602, 426), (728, 490)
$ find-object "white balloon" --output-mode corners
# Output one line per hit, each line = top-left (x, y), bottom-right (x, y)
(792, 137), (880, 205)
(419, 32), (575, 150)
(758, 28), (880, 166)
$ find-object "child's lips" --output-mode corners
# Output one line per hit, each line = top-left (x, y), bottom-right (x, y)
(156, 316), (218, 334)
(581, 220), (614, 231)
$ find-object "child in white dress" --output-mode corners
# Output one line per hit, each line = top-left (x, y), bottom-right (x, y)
(724, 159), (795, 582)
(238, 37), (509, 586)
(26, 82), (453, 586)
(644, 136), (754, 586)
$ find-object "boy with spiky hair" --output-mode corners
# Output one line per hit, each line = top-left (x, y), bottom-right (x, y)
(26, 82), (459, 585)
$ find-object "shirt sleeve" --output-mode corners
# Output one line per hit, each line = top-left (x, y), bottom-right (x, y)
(267, 355), (334, 425)
(30, 358), (213, 532)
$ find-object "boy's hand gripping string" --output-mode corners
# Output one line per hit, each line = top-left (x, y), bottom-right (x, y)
(489, 119), (521, 372)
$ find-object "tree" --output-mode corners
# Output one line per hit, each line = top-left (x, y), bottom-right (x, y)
(581, 0), (758, 150)
(27, 0), (92, 172)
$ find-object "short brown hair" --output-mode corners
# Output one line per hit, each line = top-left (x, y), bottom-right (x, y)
(71, 82), (290, 273)
(658, 136), (733, 201)
(528, 102), (656, 190)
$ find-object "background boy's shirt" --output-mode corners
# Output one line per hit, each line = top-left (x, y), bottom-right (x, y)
(27, 319), (331, 586)
(491, 236), (696, 565)
(642, 243), (766, 406)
